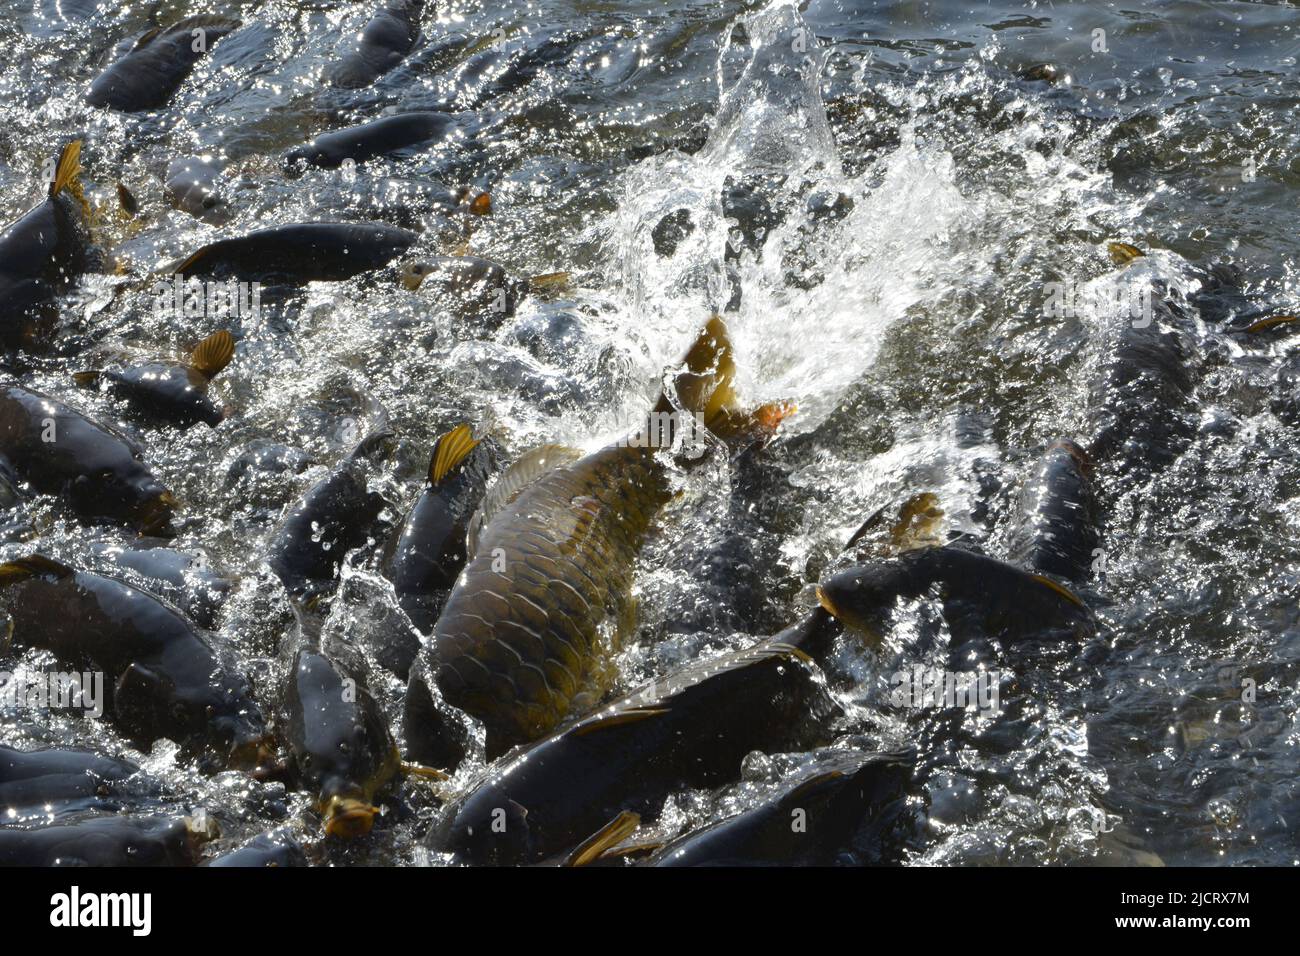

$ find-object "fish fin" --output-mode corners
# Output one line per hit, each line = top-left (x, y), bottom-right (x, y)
(572, 707), (669, 737)
(428, 424), (480, 485)
(131, 26), (163, 50)
(525, 271), (570, 293)
(466, 443), (582, 557)
(48, 140), (82, 200)
(889, 492), (944, 551)
(399, 761), (449, 781)
(116, 181), (138, 217)
(1030, 574), (1086, 609)
(562, 811), (641, 867)
(190, 329), (235, 378)
(1108, 241), (1145, 265)
(468, 192), (491, 216)
(0, 554), (75, 585)
(171, 245), (212, 275)
(71, 370), (102, 388)
(1245, 313), (1299, 335)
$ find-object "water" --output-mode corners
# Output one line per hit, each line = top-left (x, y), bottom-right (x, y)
(2, 0), (1299, 865)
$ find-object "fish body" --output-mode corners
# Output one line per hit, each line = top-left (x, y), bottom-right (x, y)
(86, 15), (242, 111)
(165, 156), (229, 224)
(0, 745), (139, 810)
(1006, 440), (1099, 584)
(280, 612), (399, 839)
(267, 430), (391, 604)
(0, 815), (212, 866)
(381, 426), (501, 635)
(76, 330), (236, 429)
(172, 222), (417, 283)
(0, 384), (176, 534)
(405, 317), (773, 761)
(329, 0), (422, 89)
(286, 111), (456, 170)
(429, 638), (837, 865)
(648, 750), (915, 866)
(0, 142), (92, 350)
(817, 546), (1095, 647)
(0, 556), (269, 768)
(86, 540), (232, 629)
(204, 828), (308, 867)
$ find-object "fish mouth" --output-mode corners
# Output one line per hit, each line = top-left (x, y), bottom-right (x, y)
(322, 796), (379, 839)
(815, 585), (841, 619)
(816, 584), (883, 649)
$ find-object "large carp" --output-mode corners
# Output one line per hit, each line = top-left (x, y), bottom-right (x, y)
(404, 316), (789, 763)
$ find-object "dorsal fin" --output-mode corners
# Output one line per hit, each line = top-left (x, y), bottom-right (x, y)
(190, 330), (235, 378)
(562, 811), (641, 867)
(466, 443), (582, 558)
(48, 140), (82, 201)
(170, 243), (214, 275)
(0, 554), (75, 585)
(428, 424), (479, 485)
(131, 27), (162, 51)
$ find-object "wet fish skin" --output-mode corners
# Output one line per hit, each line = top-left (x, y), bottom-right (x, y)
(329, 0), (423, 89)
(1006, 439), (1100, 584)
(87, 540), (232, 630)
(429, 639), (838, 865)
(285, 111), (456, 170)
(0, 143), (93, 350)
(0, 745), (139, 809)
(381, 435), (502, 636)
(0, 815), (211, 866)
(86, 15), (242, 111)
(817, 546), (1096, 648)
(0, 384), (176, 534)
(172, 222), (418, 283)
(267, 436), (391, 603)
(203, 828), (308, 867)
(0, 556), (270, 769)
(90, 365), (223, 428)
(648, 750), (915, 867)
(280, 613), (399, 840)
(165, 156), (229, 224)
(405, 316), (768, 761)
(401, 255), (529, 322)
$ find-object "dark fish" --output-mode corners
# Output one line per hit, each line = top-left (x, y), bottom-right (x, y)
(171, 222), (418, 283)
(647, 750), (915, 867)
(0, 814), (215, 867)
(1006, 440), (1100, 584)
(267, 415), (392, 604)
(285, 111), (457, 171)
(428, 638), (837, 865)
(165, 156), (229, 224)
(329, 0), (422, 89)
(280, 610), (400, 839)
(116, 181), (138, 217)
(203, 828), (308, 867)
(400, 256), (569, 324)
(380, 424), (501, 635)
(86, 539), (233, 630)
(0, 745), (139, 810)
(0, 384), (177, 534)
(816, 546), (1096, 649)
(86, 15), (242, 111)
(0, 142), (92, 351)
(405, 316), (791, 762)
(0, 555), (271, 769)
(1087, 245), (1197, 481)
(74, 329), (236, 429)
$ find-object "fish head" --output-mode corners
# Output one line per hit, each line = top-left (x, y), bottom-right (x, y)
(815, 564), (906, 649)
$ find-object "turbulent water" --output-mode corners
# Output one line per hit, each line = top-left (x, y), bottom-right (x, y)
(2, 0), (1299, 866)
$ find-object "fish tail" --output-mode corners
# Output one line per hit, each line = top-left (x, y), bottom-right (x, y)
(658, 315), (795, 445)
(49, 140), (82, 200)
